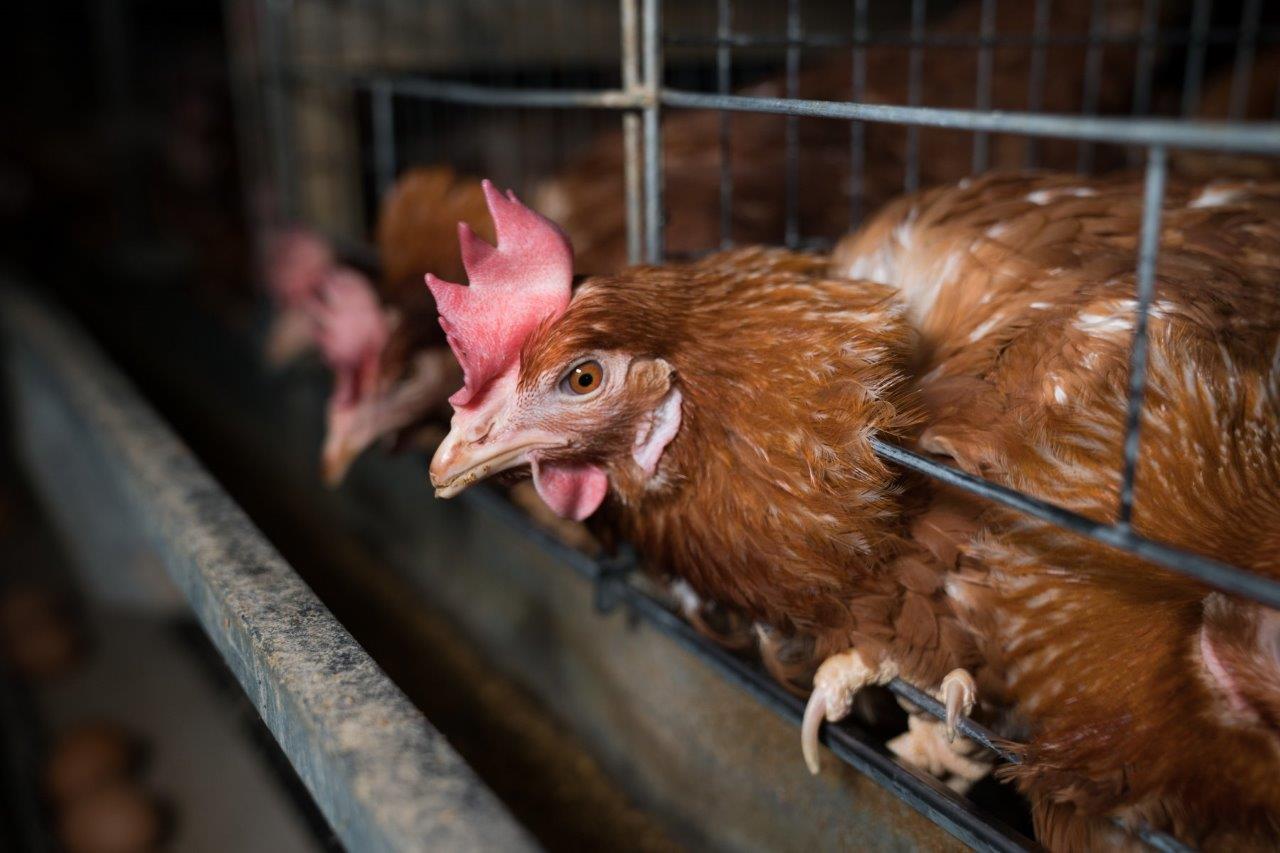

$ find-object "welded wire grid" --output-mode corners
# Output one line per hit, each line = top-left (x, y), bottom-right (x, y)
(241, 0), (1280, 849)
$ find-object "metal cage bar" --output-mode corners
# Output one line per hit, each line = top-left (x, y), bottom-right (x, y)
(1181, 0), (1212, 116)
(848, 0), (869, 229)
(971, 0), (997, 173)
(1024, 0), (1052, 167)
(716, 0), (733, 249)
(1117, 146), (1168, 527)
(371, 80), (396, 200)
(1229, 0), (1263, 121)
(784, 0), (802, 249)
(621, 0), (644, 265)
(641, 0), (664, 263)
(904, 0), (925, 194)
(665, 27), (1280, 50)
(1077, 0), (1107, 173)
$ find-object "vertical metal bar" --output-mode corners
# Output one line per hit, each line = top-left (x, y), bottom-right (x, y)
(905, 0), (925, 194)
(717, 0), (733, 249)
(262, 0), (296, 221)
(1132, 0), (1159, 116)
(1077, 0), (1106, 173)
(371, 80), (396, 201)
(1128, 0), (1160, 165)
(641, 0), (664, 263)
(1228, 0), (1262, 120)
(971, 0), (997, 173)
(1181, 0), (1211, 117)
(1117, 145), (1167, 527)
(1024, 0), (1051, 168)
(784, 0), (802, 249)
(849, 0), (868, 229)
(621, 0), (643, 265)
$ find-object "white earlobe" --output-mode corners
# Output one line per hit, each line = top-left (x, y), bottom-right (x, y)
(633, 387), (683, 477)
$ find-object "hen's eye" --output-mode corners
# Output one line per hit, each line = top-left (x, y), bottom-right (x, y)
(562, 360), (604, 396)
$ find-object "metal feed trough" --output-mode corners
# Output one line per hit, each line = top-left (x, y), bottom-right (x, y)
(8, 0), (1279, 849)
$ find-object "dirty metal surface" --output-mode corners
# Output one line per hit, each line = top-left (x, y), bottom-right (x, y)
(0, 285), (538, 853)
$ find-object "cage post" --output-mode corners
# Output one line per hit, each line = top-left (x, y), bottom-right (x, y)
(371, 79), (396, 201)
(1180, 0), (1211, 117)
(641, 0), (664, 263)
(621, 0), (643, 265)
(971, 0), (996, 173)
(1129, 0), (1161, 165)
(1077, 0), (1106, 173)
(261, 0), (296, 221)
(1023, 0), (1051, 168)
(1228, 0), (1263, 120)
(1117, 145), (1168, 527)
(849, 0), (868, 229)
(784, 0), (802, 249)
(904, 0), (925, 194)
(717, 0), (733, 249)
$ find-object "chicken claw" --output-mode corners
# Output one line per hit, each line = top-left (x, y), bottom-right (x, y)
(941, 668), (977, 743)
(802, 649), (899, 774)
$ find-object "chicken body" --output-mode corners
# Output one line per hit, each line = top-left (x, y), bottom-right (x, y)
(833, 173), (1280, 848)
(428, 182), (988, 777)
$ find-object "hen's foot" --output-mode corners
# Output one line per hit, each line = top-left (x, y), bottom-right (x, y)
(802, 649), (899, 774)
(887, 715), (993, 793)
(888, 667), (990, 792)
(941, 668), (977, 743)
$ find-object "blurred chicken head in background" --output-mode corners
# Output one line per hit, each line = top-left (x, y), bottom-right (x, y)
(309, 267), (461, 486)
(263, 227), (334, 366)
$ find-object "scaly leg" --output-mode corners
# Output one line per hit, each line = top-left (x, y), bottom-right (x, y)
(802, 648), (899, 774)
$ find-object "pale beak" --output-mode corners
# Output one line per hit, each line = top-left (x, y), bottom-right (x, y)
(321, 432), (362, 487)
(429, 424), (563, 498)
(321, 406), (375, 487)
(264, 307), (316, 367)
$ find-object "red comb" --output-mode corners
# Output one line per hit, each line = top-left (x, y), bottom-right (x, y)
(426, 180), (573, 408)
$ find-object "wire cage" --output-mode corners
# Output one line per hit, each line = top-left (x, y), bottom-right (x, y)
(224, 0), (1280, 849)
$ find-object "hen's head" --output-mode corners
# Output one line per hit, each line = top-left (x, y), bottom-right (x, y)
(267, 227), (334, 306)
(263, 228), (336, 365)
(426, 181), (681, 519)
(308, 267), (456, 484)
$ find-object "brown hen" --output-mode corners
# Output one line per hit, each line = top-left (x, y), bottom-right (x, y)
(833, 173), (1280, 848)
(427, 180), (982, 778)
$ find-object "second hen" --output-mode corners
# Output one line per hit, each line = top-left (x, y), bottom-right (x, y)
(832, 173), (1280, 848)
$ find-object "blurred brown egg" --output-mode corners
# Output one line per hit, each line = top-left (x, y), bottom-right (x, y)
(0, 585), (60, 638)
(4, 616), (81, 679)
(58, 781), (162, 853)
(45, 722), (140, 802)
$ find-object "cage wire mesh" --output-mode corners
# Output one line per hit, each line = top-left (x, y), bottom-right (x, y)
(225, 0), (1280, 848)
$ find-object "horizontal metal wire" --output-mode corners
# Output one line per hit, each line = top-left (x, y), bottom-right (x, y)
(293, 69), (647, 109)
(869, 438), (1280, 610)
(659, 89), (1280, 154)
(289, 68), (1280, 155)
(664, 27), (1280, 50)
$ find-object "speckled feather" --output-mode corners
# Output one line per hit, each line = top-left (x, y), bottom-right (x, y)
(835, 173), (1280, 848)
